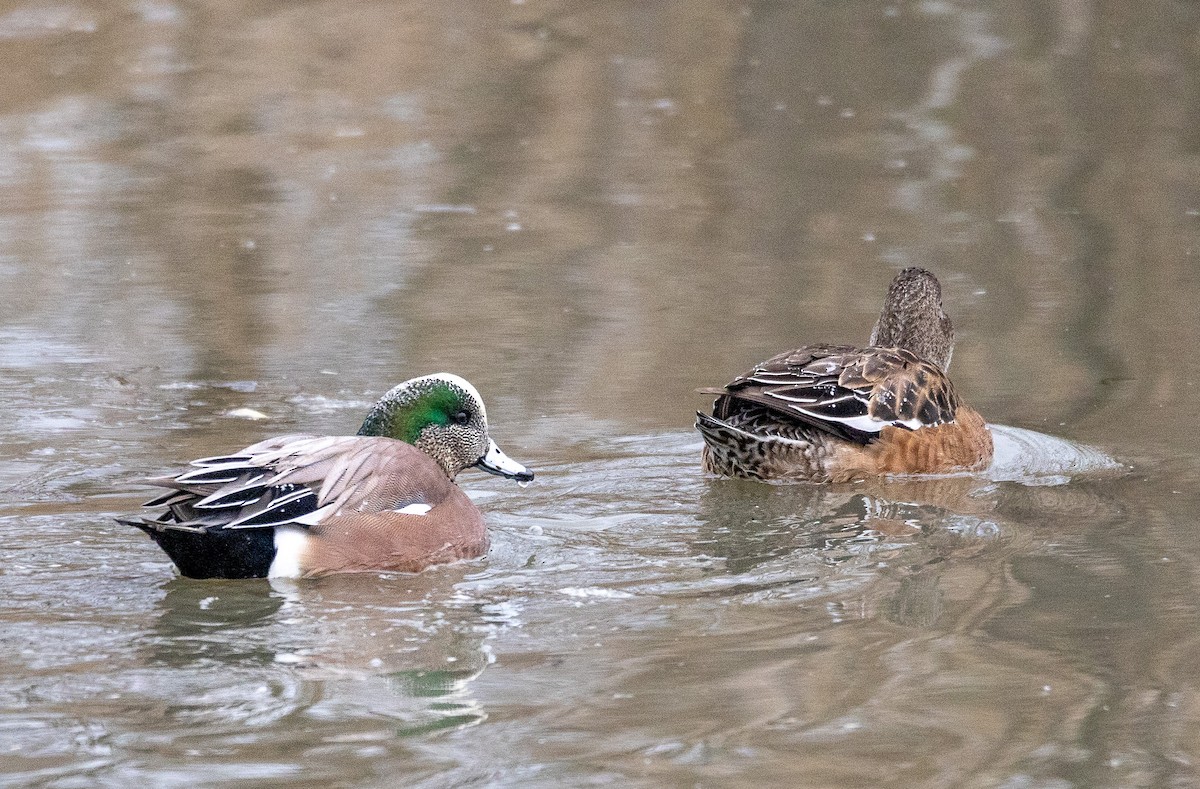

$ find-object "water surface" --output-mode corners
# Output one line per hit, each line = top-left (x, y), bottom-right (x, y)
(2, 1), (1200, 787)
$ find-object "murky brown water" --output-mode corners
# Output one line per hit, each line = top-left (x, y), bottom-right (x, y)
(1, 1), (1199, 786)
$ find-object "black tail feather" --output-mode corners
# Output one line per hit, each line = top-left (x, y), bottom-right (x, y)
(120, 517), (276, 579)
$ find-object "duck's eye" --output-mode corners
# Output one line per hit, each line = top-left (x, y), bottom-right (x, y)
(452, 410), (471, 426)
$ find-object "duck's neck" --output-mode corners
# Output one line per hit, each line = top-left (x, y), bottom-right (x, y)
(871, 311), (954, 370)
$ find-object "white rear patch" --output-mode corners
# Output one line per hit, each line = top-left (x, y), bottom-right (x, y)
(394, 502), (432, 515)
(269, 526), (309, 578)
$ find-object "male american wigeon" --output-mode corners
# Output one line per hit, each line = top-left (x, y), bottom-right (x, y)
(120, 373), (533, 579)
(696, 267), (993, 482)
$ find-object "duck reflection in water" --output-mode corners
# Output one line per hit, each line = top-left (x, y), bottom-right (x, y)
(146, 569), (493, 736)
(691, 473), (1010, 629)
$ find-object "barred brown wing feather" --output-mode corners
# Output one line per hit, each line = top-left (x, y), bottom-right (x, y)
(714, 346), (962, 445)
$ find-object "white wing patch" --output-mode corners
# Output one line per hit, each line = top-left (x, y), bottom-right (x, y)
(793, 410), (925, 435)
(291, 503), (338, 526)
(394, 503), (432, 516)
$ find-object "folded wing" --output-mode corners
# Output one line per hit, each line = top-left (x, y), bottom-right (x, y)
(713, 344), (961, 445)
(129, 435), (450, 533)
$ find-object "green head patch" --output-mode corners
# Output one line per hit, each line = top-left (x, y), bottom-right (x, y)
(357, 373), (486, 445)
(355, 372), (532, 482)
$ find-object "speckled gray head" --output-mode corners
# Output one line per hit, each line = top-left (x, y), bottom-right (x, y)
(357, 373), (533, 481)
(868, 267), (955, 371)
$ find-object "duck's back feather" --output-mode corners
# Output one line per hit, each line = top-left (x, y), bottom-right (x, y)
(144, 435), (454, 530)
(714, 345), (961, 445)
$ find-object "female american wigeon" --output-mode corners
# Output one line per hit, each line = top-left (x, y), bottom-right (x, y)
(121, 373), (533, 579)
(696, 267), (993, 482)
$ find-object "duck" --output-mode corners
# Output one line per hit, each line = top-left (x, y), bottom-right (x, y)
(120, 373), (534, 579)
(696, 267), (992, 482)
